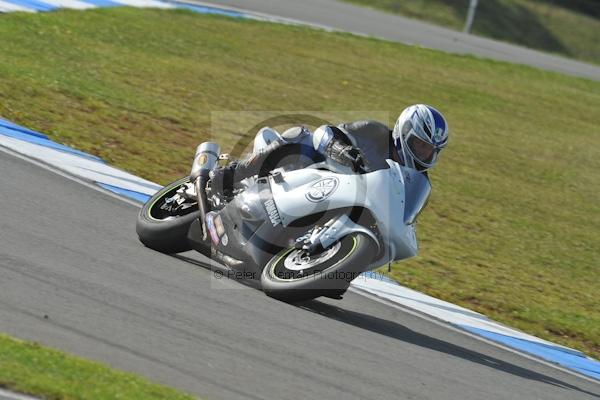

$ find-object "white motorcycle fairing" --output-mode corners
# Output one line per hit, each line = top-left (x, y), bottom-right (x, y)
(268, 160), (428, 268)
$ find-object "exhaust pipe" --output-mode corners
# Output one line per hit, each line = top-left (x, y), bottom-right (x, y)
(190, 142), (221, 241)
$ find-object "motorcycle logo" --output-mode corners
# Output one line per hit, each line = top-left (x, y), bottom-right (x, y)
(305, 177), (339, 203)
(205, 212), (220, 246)
(214, 214), (225, 236)
(263, 198), (282, 226)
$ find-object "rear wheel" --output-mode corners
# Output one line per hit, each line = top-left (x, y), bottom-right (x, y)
(260, 233), (375, 302)
(136, 176), (201, 254)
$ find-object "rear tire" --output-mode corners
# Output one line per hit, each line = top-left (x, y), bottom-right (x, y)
(136, 176), (201, 254)
(260, 233), (375, 302)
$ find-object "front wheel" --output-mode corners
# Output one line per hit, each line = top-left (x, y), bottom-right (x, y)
(260, 233), (375, 302)
(136, 176), (201, 254)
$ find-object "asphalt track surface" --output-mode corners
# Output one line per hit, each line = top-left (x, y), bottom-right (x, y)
(2, 152), (600, 399)
(197, 0), (600, 81)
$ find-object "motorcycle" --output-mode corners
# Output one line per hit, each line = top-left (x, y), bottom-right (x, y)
(136, 128), (431, 302)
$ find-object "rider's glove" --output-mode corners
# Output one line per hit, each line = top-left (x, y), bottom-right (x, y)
(327, 140), (367, 173)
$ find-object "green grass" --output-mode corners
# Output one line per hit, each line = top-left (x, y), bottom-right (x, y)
(0, 8), (598, 361)
(341, 0), (600, 64)
(0, 334), (195, 399)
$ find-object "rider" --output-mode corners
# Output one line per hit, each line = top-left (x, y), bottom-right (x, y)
(209, 104), (449, 195)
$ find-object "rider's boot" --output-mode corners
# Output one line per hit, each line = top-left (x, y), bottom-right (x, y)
(209, 139), (286, 197)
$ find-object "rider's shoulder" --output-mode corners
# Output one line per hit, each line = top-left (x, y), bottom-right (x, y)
(338, 120), (391, 136)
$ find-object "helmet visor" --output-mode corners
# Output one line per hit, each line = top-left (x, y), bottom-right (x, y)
(406, 134), (436, 165)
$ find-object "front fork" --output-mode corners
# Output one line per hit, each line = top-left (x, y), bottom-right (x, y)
(296, 214), (380, 255)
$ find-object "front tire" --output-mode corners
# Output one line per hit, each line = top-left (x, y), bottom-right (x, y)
(136, 176), (201, 254)
(261, 233), (375, 302)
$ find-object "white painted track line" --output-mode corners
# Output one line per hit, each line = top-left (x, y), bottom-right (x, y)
(37, 0), (96, 9)
(0, 388), (39, 400)
(112, 0), (174, 8)
(0, 0), (35, 12)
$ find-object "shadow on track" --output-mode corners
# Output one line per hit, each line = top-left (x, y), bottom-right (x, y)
(171, 253), (598, 398)
(170, 253), (262, 290)
(298, 300), (600, 398)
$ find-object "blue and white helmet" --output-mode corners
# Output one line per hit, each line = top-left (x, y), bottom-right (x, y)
(392, 104), (449, 171)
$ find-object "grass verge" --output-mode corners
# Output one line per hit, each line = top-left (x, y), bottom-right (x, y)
(0, 334), (194, 399)
(0, 8), (598, 359)
(341, 0), (600, 65)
